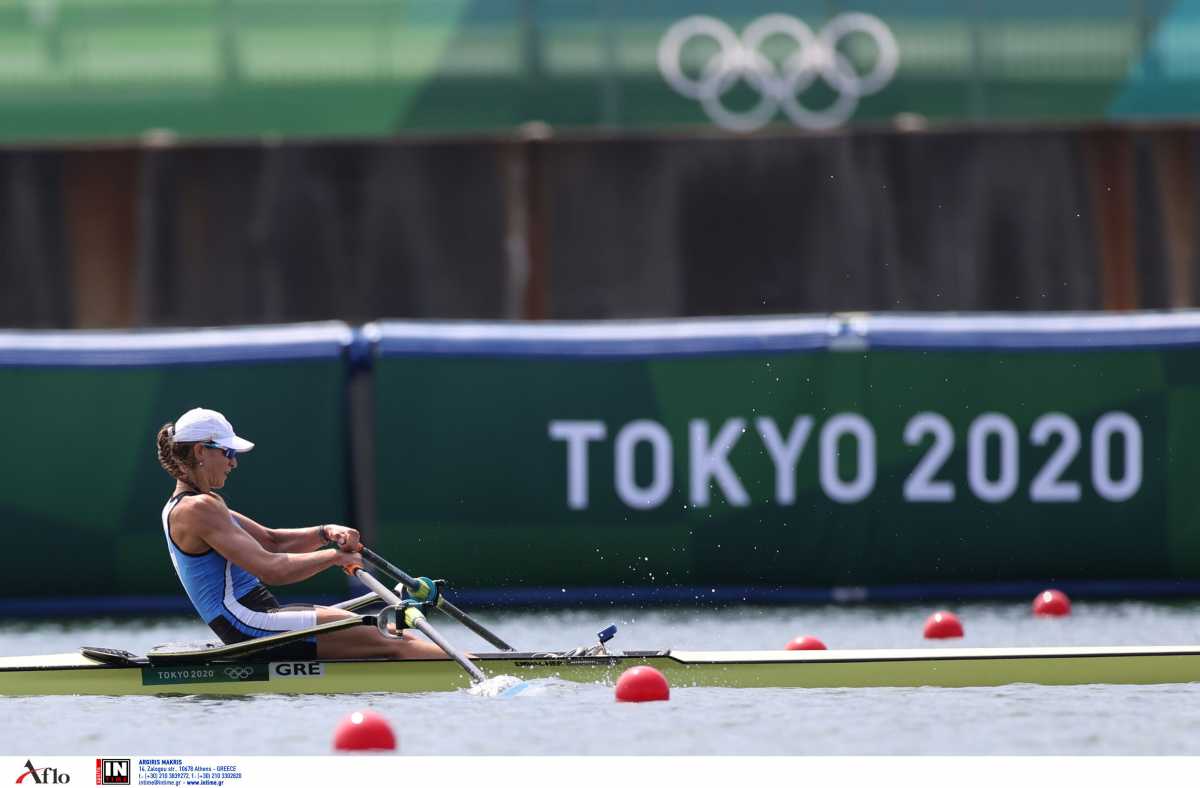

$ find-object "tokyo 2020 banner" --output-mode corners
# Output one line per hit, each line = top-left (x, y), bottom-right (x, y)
(370, 315), (1200, 597)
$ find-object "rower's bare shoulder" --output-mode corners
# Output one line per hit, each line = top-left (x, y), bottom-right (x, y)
(174, 493), (229, 523)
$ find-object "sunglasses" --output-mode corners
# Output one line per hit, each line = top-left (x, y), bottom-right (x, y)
(203, 442), (238, 460)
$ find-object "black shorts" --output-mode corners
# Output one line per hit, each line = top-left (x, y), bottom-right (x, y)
(206, 585), (319, 660)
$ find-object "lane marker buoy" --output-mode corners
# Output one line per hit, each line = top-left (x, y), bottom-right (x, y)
(333, 709), (397, 752)
(1033, 589), (1071, 617)
(615, 666), (670, 702)
(923, 610), (964, 639)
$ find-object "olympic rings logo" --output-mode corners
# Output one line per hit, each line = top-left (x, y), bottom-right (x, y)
(657, 13), (899, 132)
(224, 666), (255, 680)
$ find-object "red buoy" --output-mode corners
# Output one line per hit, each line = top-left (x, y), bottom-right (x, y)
(923, 610), (963, 639)
(615, 666), (670, 702)
(785, 635), (827, 650)
(333, 710), (397, 751)
(1033, 589), (1071, 617)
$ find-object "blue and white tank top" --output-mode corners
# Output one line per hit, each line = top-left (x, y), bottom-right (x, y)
(161, 491), (265, 629)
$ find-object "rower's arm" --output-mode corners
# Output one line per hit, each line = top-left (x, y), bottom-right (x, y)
(184, 497), (354, 585)
(230, 511), (326, 554)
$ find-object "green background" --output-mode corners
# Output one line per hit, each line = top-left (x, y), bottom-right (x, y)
(0, 0), (1192, 142)
(3, 321), (1198, 601)
(373, 346), (1196, 591)
(0, 358), (352, 599)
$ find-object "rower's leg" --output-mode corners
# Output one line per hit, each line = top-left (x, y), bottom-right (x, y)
(313, 605), (449, 659)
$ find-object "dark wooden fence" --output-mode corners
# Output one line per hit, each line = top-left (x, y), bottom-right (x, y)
(2, 125), (1196, 328)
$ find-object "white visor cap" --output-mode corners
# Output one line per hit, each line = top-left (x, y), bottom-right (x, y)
(173, 407), (255, 453)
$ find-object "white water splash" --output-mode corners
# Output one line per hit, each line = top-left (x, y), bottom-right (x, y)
(467, 674), (527, 698)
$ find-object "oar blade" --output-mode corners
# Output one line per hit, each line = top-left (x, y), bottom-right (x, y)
(467, 674), (528, 698)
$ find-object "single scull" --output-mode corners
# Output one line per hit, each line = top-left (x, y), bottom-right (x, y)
(2, 642), (1198, 696)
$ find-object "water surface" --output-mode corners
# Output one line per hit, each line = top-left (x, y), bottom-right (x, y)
(4, 601), (1199, 755)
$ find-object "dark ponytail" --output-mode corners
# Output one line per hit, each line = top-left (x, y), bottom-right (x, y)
(157, 422), (198, 481)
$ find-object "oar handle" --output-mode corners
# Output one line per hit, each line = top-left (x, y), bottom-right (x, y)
(359, 547), (515, 651)
(352, 567), (487, 684)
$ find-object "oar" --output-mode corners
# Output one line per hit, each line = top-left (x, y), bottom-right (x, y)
(358, 547), (515, 652)
(351, 566), (522, 695)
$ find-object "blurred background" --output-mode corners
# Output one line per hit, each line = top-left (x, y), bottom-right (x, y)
(3, 0), (1200, 614)
(6, 0), (1200, 327)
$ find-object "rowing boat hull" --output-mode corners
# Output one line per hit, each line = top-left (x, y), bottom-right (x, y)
(2, 645), (1199, 696)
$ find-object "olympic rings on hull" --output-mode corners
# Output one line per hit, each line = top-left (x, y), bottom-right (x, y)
(657, 12), (900, 132)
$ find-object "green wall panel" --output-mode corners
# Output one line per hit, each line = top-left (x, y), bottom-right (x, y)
(0, 325), (354, 601)
(370, 317), (1197, 592)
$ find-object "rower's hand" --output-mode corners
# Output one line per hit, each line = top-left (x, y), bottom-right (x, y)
(334, 550), (364, 575)
(322, 524), (361, 552)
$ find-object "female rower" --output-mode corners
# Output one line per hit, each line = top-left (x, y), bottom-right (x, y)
(156, 406), (446, 660)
